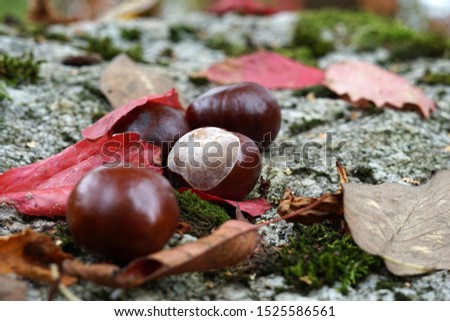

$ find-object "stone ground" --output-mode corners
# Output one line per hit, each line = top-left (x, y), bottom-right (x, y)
(1, 11), (450, 300)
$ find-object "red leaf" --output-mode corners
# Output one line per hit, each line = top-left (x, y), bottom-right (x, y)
(206, 51), (324, 90)
(324, 61), (436, 118)
(179, 188), (272, 217)
(0, 133), (162, 217)
(82, 88), (184, 140)
(208, 0), (303, 15)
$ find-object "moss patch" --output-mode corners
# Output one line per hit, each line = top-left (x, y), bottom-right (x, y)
(289, 118), (327, 135)
(292, 9), (449, 61)
(281, 222), (382, 294)
(120, 27), (142, 41)
(420, 71), (450, 86)
(204, 35), (252, 57)
(0, 51), (43, 86)
(274, 47), (317, 66)
(78, 36), (144, 61)
(176, 190), (230, 237)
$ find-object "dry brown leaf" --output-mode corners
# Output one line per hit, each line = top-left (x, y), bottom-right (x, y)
(0, 276), (27, 301)
(100, 54), (185, 109)
(344, 170), (450, 275)
(63, 220), (260, 288)
(0, 230), (75, 285)
(277, 163), (348, 224)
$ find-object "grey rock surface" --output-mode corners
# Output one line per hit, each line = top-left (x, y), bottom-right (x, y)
(1, 12), (449, 301)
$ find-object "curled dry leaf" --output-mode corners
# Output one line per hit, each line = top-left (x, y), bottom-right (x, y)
(100, 55), (184, 109)
(344, 170), (450, 275)
(179, 188), (272, 217)
(63, 220), (260, 288)
(277, 163), (348, 224)
(324, 60), (436, 118)
(0, 276), (27, 301)
(0, 133), (161, 216)
(82, 88), (184, 140)
(0, 230), (75, 286)
(206, 51), (324, 90)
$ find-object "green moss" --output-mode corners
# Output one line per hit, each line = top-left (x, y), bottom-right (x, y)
(292, 9), (449, 61)
(281, 223), (382, 294)
(292, 85), (335, 98)
(169, 24), (199, 43)
(420, 70), (450, 86)
(0, 80), (11, 101)
(292, 17), (334, 57)
(289, 118), (326, 135)
(274, 47), (317, 66)
(120, 27), (142, 41)
(78, 36), (144, 61)
(176, 190), (230, 237)
(204, 36), (251, 57)
(349, 166), (376, 183)
(0, 52), (43, 86)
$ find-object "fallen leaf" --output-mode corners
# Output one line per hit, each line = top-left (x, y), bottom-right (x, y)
(63, 219), (260, 288)
(324, 60), (436, 118)
(208, 0), (303, 15)
(277, 163), (348, 224)
(179, 188), (272, 217)
(0, 230), (75, 285)
(344, 170), (450, 275)
(100, 54), (182, 109)
(206, 51), (324, 90)
(0, 133), (161, 216)
(0, 276), (27, 301)
(82, 88), (184, 140)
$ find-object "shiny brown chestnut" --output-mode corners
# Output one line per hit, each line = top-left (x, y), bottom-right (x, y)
(186, 82), (281, 149)
(113, 105), (190, 158)
(167, 127), (262, 200)
(66, 166), (179, 264)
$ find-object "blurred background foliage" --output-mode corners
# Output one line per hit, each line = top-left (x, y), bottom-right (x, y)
(0, 0), (448, 35)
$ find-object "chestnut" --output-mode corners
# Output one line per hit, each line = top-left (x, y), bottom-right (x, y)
(112, 104), (190, 159)
(186, 82), (281, 149)
(66, 166), (179, 264)
(167, 127), (262, 200)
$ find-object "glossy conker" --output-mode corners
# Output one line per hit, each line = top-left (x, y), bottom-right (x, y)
(167, 127), (262, 200)
(66, 166), (179, 264)
(186, 82), (281, 149)
(113, 104), (190, 158)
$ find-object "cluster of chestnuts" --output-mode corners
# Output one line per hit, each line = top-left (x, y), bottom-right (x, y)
(66, 82), (281, 263)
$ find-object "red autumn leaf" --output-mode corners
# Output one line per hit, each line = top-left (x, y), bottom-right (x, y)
(324, 60), (436, 118)
(208, 0), (303, 15)
(82, 88), (185, 140)
(0, 133), (161, 217)
(179, 188), (272, 217)
(206, 51), (324, 90)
